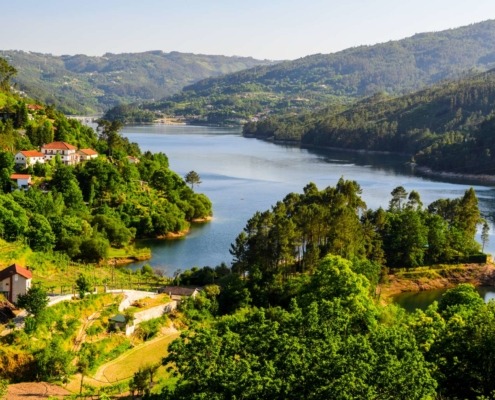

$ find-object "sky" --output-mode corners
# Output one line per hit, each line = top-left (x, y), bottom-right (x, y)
(2, 0), (495, 60)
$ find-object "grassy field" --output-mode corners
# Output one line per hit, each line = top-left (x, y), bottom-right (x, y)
(64, 330), (181, 396)
(0, 238), (163, 294)
(94, 331), (179, 382)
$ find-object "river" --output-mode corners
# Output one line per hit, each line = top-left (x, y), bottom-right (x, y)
(121, 124), (495, 276)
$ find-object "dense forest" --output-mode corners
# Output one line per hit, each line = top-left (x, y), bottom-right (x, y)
(146, 180), (492, 399)
(107, 19), (495, 125)
(244, 69), (495, 175)
(0, 58), (212, 262)
(1, 50), (274, 114)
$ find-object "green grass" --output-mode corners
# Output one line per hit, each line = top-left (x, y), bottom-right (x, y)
(91, 332), (179, 382)
(107, 244), (151, 260)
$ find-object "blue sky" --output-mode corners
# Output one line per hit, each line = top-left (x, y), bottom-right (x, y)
(3, 0), (495, 60)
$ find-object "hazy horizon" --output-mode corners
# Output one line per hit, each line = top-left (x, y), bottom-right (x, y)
(3, 0), (495, 61)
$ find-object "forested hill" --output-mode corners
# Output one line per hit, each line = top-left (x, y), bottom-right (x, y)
(244, 68), (495, 175)
(117, 19), (495, 125)
(187, 19), (495, 97)
(0, 50), (275, 114)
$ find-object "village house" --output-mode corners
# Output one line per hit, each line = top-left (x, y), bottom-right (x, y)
(0, 264), (32, 303)
(41, 141), (79, 165)
(158, 286), (200, 301)
(15, 142), (98, 168)
(127, 155), (140, 164)
(14, 150), (45, 168)
(78, 148), (99, 161)
(10, 173), (32, 190)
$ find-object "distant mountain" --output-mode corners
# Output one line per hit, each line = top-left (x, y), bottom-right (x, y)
(0, 50), (275, 114)
(117, 19), (495, 125)
(245, 68), (495, 175)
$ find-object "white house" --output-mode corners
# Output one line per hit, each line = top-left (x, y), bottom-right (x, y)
(41, 141), (79, 165)
(78, 148), (98, 161)
(14, 150), (45, 168)
(0, 264), (32, 303)
(10, 174), (32, 190)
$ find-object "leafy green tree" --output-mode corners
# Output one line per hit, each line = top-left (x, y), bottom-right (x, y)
(75, 274), (92, 299)
(0, 57), (16, 91)
(383, 210), (428, 268)
(34, 338), (73, 382)
(437, 283), (484, 316)
(217, 274), (251, 314)
(78, 234), (109, 263)
(0, 151), (14, 193)
(185, 170), (201, 190)
(26, 214), (56, 251)
(163, 264), (435, 400)
(129, 367), (149, 397)
(389, 186), (408, 212)
(17, 285), (48, 316)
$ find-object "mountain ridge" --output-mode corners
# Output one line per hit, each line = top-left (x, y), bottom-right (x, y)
(0, 50), (276, 114)
(115, 19), (495, 125)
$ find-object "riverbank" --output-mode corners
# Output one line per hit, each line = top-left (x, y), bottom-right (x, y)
(415, 166), (495, 184)
(379, 263), (495, 303)
(244, 133), (495, 183)
(156, 217), (213, 240)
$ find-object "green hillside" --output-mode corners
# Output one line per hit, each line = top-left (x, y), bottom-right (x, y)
(245, 68), (495, 175)
(118, 19), (495, 125)
(1, 50), (275, 114)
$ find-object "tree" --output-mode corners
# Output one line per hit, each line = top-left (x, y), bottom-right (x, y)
(0, 57), (16, 91)
(34, 338), (73, 382)
(75, 274), (92, 299)
(389, 186), (408, 211)
(16, 285), (48, 317)
(0, 151), (14, 193)
(482, 220), (490, 253)
(26, 214), (56, 251)
(185, 171), (201, 190)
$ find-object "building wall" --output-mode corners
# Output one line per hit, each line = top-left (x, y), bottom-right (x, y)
(12, 275), (30, 303)
(0, 275), (30, 303)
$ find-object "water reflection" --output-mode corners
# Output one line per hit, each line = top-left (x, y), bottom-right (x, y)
(393, 286), (495, 312)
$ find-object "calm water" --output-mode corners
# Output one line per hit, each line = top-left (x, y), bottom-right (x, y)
(394, 286), (495, 312)
(121, 124), (495, 276)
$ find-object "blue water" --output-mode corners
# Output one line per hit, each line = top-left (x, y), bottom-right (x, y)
(122, 124), (495, 276)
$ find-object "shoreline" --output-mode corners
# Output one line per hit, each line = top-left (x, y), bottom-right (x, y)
(415, 166), (495, 185)
(244, 133), (495, 183)
(379, 263), (495, 303)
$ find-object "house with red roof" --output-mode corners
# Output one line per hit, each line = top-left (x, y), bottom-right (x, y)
(0, 264), (32, 303)
(14, 150), (45, 168)
(41, 141), (79, 165)
(78, 148), (98, 161)
(10, 174), (32, 190)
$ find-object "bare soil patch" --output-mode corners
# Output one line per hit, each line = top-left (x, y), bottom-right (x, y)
(7, 382), (70, 399)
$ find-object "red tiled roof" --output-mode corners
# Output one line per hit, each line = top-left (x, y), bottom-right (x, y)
(27, 104), (43, 111)
(41, 141), (77, 151)
(20, 150), (44, 157)
(79, 148), (98, 156)
(0, 264), (33, 281)
(10, 174), (31, 180)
